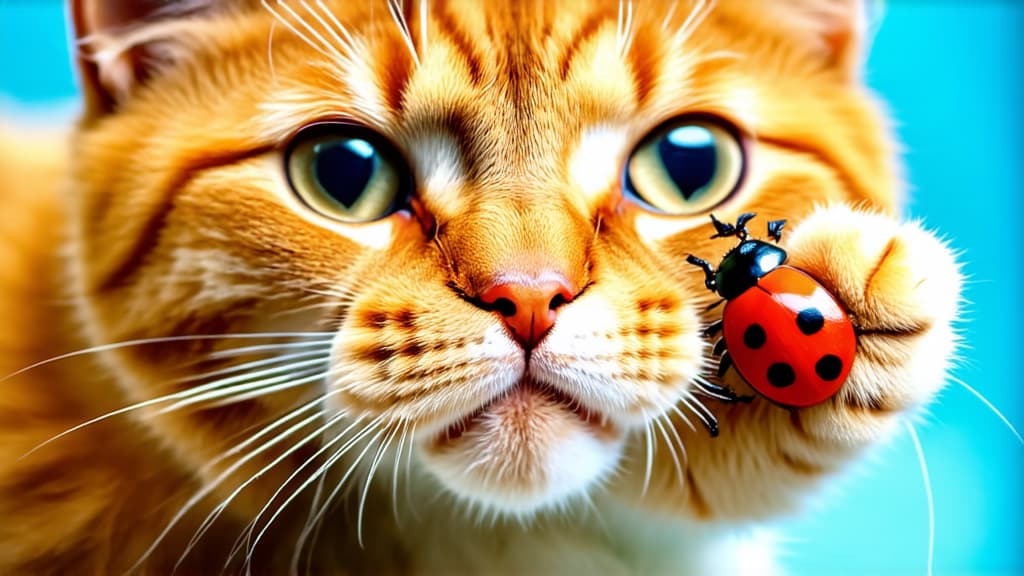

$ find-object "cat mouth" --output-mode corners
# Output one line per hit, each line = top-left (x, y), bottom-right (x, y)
(437, 378), (612, 444)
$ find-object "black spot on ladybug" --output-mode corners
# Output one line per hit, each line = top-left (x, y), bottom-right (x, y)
(743, 323), (766, 349)
(815, 354), (843, 381)
(767, 362), (795, 388)
(796, 307), (825, 335)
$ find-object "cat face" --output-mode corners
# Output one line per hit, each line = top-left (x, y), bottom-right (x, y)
(69, 0), (897, 517)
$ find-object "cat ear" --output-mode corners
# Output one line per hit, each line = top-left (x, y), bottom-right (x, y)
(70, 0), (224, 115)
(766, 0), (873, 81)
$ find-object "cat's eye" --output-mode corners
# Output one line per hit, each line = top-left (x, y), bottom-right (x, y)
(623, 117), (745, 215)
(285, 123), (411, 223)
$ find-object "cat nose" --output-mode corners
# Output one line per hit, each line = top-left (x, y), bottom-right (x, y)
(479, 275), (575, 349)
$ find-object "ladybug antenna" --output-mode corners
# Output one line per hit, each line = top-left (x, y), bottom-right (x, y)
(734, 213), (756, 240)
(767, 219), (786, 243)
(708, 212), (757, 241)
(708, 214), (736, 239)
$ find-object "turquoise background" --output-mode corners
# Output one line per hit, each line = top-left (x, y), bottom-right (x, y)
(1, 2), (1020, 574)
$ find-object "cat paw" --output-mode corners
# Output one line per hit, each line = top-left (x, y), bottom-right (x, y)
(782, 205), (962, 436)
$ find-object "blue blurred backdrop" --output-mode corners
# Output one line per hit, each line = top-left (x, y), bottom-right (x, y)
(1, 2), (1020, 574)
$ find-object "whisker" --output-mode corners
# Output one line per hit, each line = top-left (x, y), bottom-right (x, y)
(158, 367), (325, 414)
(905, 421), (934, 576)
(948, 375), (1023, 445)
(391, 420), (409, 525)
(357, 421), (401, 547)
(131, 404), (335, 573)
(654, 414), (686, 485)
(21, 367), (322, 461)
(386, 0), (420, 67)
(315, 0), (360, 51)
(1, 332), (331, 384)
(174, 408), (351, 572)
(404, 422), (420, 521)
(247, 421), (386, 567)
(692, 375), (733, 402)
(300, 0), (355, 56)
(200, 395), (328, 476)
(679, 394), (717, 433)
(641, 414), (654, 497)
(180, 348), (329, 384)
(234, 414), (374, 562)
(668, 402), (699, 433)
(207, 339), (332, 360)
(261, 0), (335, 61)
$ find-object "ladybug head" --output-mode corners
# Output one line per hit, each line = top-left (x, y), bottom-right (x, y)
(715, 240), (787, 300)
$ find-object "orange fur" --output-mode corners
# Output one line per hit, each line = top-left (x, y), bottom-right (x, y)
(0, 1), (959, 573)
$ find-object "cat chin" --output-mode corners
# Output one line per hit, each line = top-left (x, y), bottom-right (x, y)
(418, 382), (625, 516)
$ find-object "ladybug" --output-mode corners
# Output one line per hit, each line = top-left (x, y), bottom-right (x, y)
(686, 213), (855, 409)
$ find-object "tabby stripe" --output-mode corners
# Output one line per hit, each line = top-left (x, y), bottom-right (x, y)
(625, 21), (661, 107)
(432, 3), (484, 86)
(95, 147), (273, 292)
(558, 10), (606, 81)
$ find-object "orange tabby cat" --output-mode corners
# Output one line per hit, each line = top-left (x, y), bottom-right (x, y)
(0, 0), (961, 574)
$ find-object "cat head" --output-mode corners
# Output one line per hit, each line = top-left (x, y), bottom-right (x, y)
(68, 0), (897, 518)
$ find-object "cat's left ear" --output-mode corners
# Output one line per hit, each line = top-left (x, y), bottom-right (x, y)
(70, 0), (227, 116)
(772, 0), (874, 82)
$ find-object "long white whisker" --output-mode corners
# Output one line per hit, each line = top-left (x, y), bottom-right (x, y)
(315, 0), (360, 56)
(200, 395), (328, 476)
(386, 0), (420, 67)
(300, 0), (355, 56)
(1, 332), (331, 384)
(357, 422), (401, 547)
(131, 406), (332, 573)
(404, 422), (420, 521)
(949, 375), (1023, 445)
(669, 402), (699, 433)
(208, 340), (332, 360)
(391, 421), (409, 525)
(905, 421), (934, 576)
(653, 415), (685, 485)
(159, 367), (325, 413)
(174, 409), (351, 572)
(235, 414), (373, 564)
(641, 416), (654, 497)
(679, 394), (716, 432)
(261, 0), (335, 61)
(248, 422), (386, 567)
(277, 0), (347, 59)
(21, 369), (319, 460)
(180, 349), (328, 384)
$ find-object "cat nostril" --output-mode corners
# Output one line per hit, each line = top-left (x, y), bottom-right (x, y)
(478, 276), (575, 349)
(493, 297), (517, 318)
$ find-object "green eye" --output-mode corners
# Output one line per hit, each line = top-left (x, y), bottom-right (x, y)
(285, 123), (411, 222)
(623, 117), (745, 214)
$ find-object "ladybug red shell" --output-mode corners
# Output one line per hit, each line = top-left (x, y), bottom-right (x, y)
(721, 266), (855, 407)
(687, 213), (856, 410)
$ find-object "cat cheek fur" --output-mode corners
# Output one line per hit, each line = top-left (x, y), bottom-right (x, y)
(0, 0), (969, 573)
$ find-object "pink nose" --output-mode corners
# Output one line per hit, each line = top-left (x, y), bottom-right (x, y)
(479, 276), (575, 349)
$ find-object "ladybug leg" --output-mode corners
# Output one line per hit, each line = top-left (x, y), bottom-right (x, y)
(716, 351), (733, 378)
(685, 255), (718, 292)
(700, 379), (755, 404)
(710, 352), (755, 403)
(712, 337), (726, 356)
(703, 319), (724, 339)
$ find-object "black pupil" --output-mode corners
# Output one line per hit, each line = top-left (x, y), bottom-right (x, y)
(658, 126), (716, 200)
(313, 139), (377, 208)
